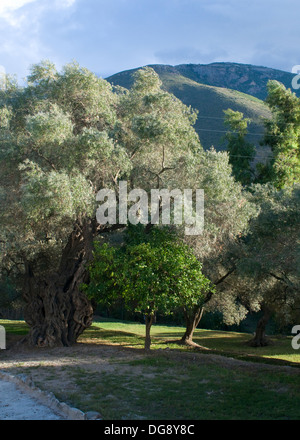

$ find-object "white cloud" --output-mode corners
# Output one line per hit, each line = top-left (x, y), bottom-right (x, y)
(59, 0), (76, 7)
(0, 0), (38, 15)
(0, 0), (76, 26)
(0, 0), (77, 78)
(0, 0), (40, 27)
(0, 0), (75, 15)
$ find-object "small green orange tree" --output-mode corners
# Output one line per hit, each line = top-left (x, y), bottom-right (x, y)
(84, 227), (213, 350)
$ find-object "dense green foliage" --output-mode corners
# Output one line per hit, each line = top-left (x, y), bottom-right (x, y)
(223, 109), (256, 185)
(261, 80), (300, 188)
(84, 227), (213, 349)
(0, 61), (121, 284)
(0, 62), (201, 286)
(240, 184), (300, 326)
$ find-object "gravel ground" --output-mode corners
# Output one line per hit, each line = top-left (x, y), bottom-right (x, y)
(0, 378), (64, 420)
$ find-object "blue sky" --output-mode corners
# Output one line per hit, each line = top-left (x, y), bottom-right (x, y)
(0, 0), (299, 81)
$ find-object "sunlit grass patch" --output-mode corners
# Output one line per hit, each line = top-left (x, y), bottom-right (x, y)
(0, 320), (30, 336)
(88, 318), (300, 366)
(1, 318), (299, 366)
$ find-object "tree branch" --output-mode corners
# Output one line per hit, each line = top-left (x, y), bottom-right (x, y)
(215, 266), (237, 285)
(204, 266), (236, 304)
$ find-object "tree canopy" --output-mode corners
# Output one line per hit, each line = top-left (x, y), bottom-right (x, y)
(223, 108), (256, 186)
(0, 62), (206, 346)
(261, 80), (300, 189)
(84, 226), (213, 349)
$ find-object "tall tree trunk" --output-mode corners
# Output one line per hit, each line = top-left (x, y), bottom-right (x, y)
(179, 268), (236, 348)
(181, 307), (204, 347)
(144, 314), (154, 351)
(248, 306), (272, 347)
(22, 220), (95, 347)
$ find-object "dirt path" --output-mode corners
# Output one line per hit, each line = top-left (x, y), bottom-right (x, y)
(0, 378), (63, 420)
(0, 338), (145, 421)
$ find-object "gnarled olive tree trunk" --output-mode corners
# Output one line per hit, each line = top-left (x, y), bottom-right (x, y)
(248, 306), (272, 347)
(22, 220), (95, 347)
(179, 268), (236, 348)
(180, 307), (204, 347)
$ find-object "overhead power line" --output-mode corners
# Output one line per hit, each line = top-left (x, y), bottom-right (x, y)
(197, 127), (300, 138)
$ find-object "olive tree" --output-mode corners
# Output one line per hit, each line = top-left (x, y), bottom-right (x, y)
(0, 61), (128, 346)
(260, 80), (300, 189)
(178, 148), (257, 343)
(223, 108), (255, 186)
(0, 63), (204, 347)
(238, 184), (300, 346)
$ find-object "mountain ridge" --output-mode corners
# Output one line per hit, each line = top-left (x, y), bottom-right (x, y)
(107, 62), (297, 100)
(106, 62), (297, 151)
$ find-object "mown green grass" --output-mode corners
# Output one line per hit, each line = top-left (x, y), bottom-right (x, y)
(2, 318), (298, 365)
(66, 361), (300, 420)
(87, 317), (300, 366)
(0, 319), (30, 336)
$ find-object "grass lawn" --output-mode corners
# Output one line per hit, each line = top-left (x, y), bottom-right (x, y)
(87, 317), (300, 366)
(1, 318), (299, 420)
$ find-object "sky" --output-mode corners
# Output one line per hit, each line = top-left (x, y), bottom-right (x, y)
(0, 0), (299, 81)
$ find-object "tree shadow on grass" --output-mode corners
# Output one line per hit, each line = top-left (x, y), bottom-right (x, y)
(156, 330), (300, 368)
(2, 321), (299, 369)
(80, 326), (146, 347)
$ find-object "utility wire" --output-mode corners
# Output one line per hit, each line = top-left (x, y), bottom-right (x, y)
(196, 115), (300, 125)
(195, 122), (299, 159)
(198, 127), (264, 136)
(197, 127), (300, 138)
(225, 154), (273, 159)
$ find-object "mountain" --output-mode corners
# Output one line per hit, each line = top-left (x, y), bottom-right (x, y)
(106, 62), (296, 153)
(171, 62), (297, 101)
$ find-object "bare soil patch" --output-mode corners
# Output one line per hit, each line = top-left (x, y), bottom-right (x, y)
(1, 335), (298, 385)
(1, 338), (145, 398)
